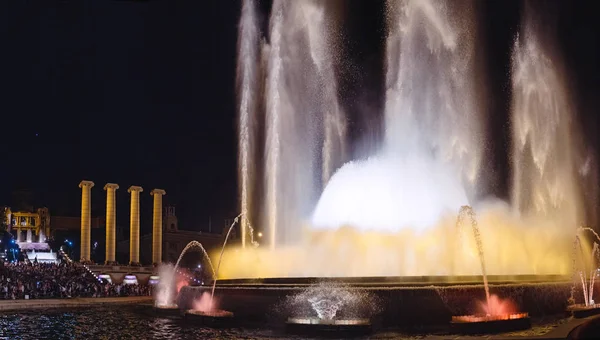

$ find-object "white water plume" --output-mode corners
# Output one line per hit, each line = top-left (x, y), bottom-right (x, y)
(510, 7), (594, 226)
(284, 282), (378, 320)
(155, 264), (177, 307)
(237, 0), (260, 247)
(313, 0), (481, 232)
(264, 0), (346, 247)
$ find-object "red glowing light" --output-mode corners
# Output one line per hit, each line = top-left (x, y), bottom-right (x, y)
(176, 276), (188, 293)
(451, 294), (528, 324)
(480, 294), (517, 316)
(193, 292), (216, 312)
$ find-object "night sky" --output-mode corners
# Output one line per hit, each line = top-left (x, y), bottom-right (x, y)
(2, 1), (599, 234)
(2, 0), (241, 233)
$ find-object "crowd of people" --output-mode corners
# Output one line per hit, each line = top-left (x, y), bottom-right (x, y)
(0, 260), (152, 300)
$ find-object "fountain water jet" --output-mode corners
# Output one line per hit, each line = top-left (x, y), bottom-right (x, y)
(284, 282), (376, 335)
(568, 228), (600, 317)
(154, 264), (180, 309)
(210, 213), (258, 305)
(264, 0), (347, 248)
(383, 0), (483, 199)
(510, 2), (595, 226)
(577, 226), (600, 243)
(456, 206), (490, 309)
(154, 241), (216, 310)
(237, 0), (260, 248)
(453, 206), (530, 332)
(311, 0), (481, 233)
(184, 213), (259, 323)
(174, 241), (216, 277)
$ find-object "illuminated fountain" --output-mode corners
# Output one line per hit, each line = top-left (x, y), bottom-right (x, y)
(218, 0), (586, 280)
(567, 227), (600, 318)
(237, 0), (260, 249)
(184, 213), (258, 324)
(210, 213), (258, 300)
(185, 292), (234, 326)
(154, 241), (215, 314)
(263, 0), (347, 248)
(451, 206), (530, 333)
(181, 0), (598, 333)
(152, 264), (186, 315)
(284, 282), (376, 335)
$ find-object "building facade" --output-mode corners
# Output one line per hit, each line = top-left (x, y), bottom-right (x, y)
(118, 206), (229, 265)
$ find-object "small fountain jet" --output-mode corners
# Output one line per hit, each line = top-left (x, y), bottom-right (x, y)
(569, 227), (600, 317)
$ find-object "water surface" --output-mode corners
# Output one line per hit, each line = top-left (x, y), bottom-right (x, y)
(0, 305), (567, 340)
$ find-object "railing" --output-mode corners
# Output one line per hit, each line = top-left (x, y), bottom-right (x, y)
(87, 265), (154, 272)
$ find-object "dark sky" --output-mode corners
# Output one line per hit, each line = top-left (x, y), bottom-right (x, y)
(1, 1), (598, 233)
(2, 0), (241, 232)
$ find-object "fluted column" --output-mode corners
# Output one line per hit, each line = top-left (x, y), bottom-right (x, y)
(79, 180), (95, 262)
(104, 183), (119, 263)
(128, 186), (143, 264)
(150, 189), (166, 264)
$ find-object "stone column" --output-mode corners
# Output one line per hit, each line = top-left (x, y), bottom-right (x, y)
(150, 189), (166, 264)
(26, 229), (32, 243)
(79, 180), (95, 262)
(104, 183), (119, 264)
(128, 186), (143, 264)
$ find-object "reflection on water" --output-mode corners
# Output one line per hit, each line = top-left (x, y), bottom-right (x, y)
(0, 306), (277, 340)
(0, 305), (567, 340)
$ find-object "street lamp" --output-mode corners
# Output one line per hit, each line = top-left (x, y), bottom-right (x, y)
(257, 232), (263, 238)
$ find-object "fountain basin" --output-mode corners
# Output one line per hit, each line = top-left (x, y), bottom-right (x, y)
(450, 313), (530, 334)
(567, 304), (600, 318)
(153, 304), (181, 317)
(286, 317), (372, 336)
(180, 276), (570, 329)
(185, 309), (235, 327)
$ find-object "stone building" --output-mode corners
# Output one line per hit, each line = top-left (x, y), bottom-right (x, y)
(118, 206), (229, 265)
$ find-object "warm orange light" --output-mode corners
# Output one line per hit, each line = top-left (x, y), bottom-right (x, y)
(215, 207), (574, 279)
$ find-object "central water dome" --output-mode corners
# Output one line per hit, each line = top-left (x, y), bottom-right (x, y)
(312, 155), (468, 231)
(312, 0), (482, 232)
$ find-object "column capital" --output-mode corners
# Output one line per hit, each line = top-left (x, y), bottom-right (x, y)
(104, 183), (119, 191)
(150, 189), (166, 196)
(128, 186), (144, 193)
(79, 180), (95, 189)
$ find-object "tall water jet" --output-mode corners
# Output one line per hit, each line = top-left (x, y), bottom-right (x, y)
(302, 2), (347, 187)
(383, 0), (483, 199)
(237, 0), (260, 248)
(510, 4), (593, 226)
(313, 0), (481, 232)
(264, 0), (346, 247)
(456, 206), (490, 309)
(210, 213), (258, 305)
(451, 206), (531, 332)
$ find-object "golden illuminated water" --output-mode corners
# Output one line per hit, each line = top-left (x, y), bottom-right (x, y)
(216, 207), (573, 279)
(232, 0), (597, 281)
